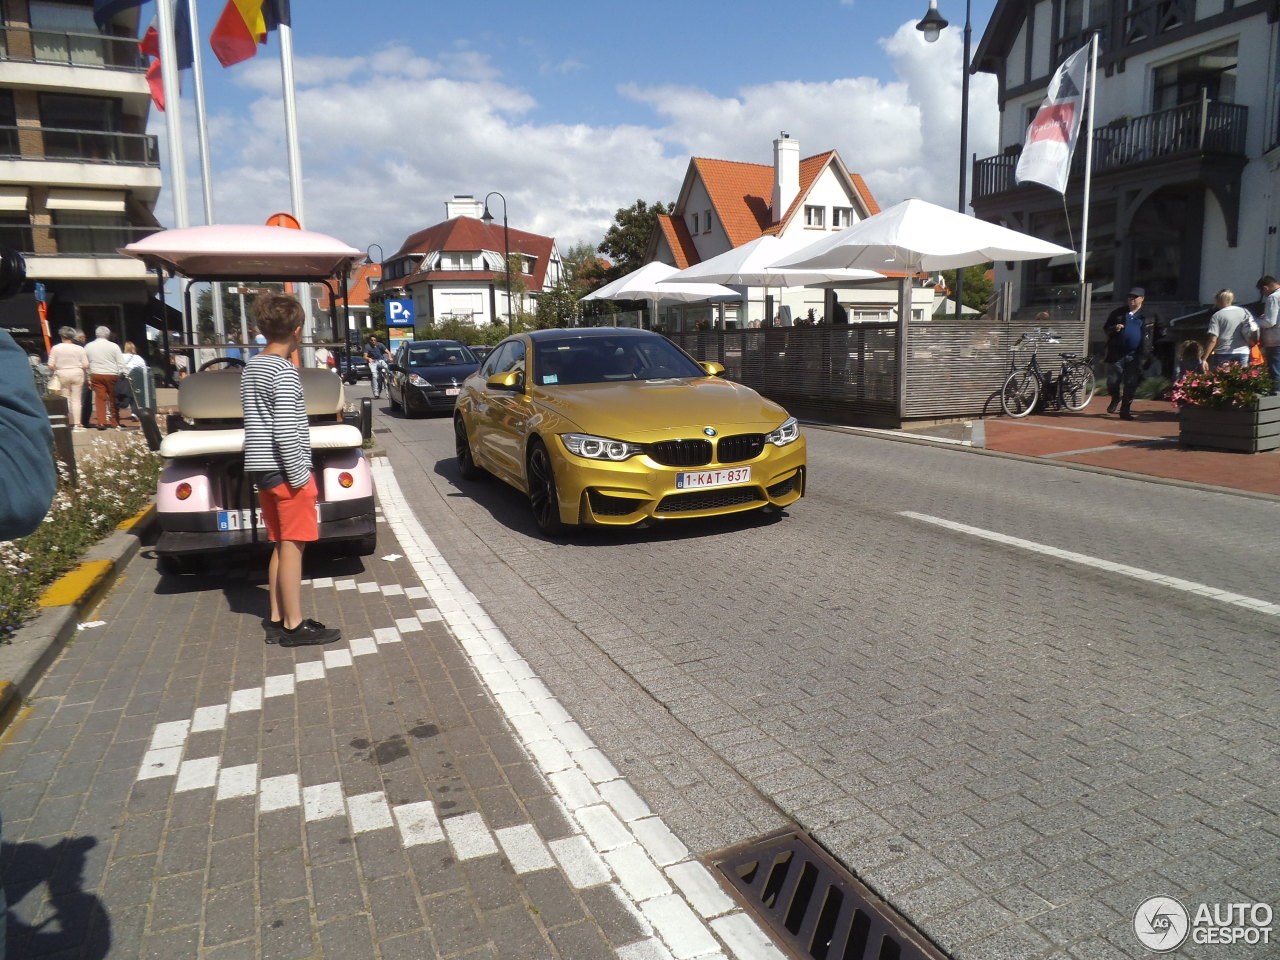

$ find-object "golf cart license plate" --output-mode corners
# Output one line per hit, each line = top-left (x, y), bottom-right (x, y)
(217, 506), (321, 530)
(675, 466), (751, 490)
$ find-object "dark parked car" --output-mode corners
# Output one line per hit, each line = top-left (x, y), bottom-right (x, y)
(387, 339), (480, 416)
(468, 344), (495, 364)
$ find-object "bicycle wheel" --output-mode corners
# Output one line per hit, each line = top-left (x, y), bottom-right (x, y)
(1001, 369), (1040, 418)
(1059, 360), (1097, 411)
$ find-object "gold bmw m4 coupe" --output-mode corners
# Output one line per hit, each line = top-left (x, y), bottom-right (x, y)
(453, 328), (806, 535)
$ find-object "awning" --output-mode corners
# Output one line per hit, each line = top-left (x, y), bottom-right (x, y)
(45, 188), (127, 213)
(0, 185), (29, 212)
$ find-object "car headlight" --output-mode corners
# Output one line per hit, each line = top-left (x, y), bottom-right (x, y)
(561, 433), (643, 461)
(408, 373), (430, 387)
(766, 417), (800, 447)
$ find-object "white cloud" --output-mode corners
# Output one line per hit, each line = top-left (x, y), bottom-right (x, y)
(156, 18), (999, 259)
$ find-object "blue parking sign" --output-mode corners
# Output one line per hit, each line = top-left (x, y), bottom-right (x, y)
(386, 299), (415, 326)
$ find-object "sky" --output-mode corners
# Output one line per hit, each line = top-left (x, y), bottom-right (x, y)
(149, 0), (1003, 260)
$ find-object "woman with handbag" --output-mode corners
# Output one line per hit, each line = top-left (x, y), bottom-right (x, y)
(1204, 288), (1255, 370)
(47, 325), (89, 430)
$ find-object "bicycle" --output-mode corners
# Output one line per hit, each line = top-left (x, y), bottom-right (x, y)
(1000, 329), (1096, 418)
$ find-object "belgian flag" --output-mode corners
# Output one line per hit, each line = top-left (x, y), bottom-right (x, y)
(210, 0), (291, 68)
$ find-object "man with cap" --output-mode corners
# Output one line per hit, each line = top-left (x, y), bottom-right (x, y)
(1102, 286), (1165, 420)
(1256, 276), (1280, 393)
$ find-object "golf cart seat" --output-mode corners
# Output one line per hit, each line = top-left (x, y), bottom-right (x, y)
(158, 367), (362, 458)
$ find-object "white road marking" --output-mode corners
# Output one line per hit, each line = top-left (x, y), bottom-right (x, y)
(605, 844), (673, 901)
(175, 756), (219, 793)
(264, 674), (295, 698)
(228, 688), (262, 713)
(347, 791), (394, 834)
(190, 705), (227, 733)
(549, 835), (612, 889)
(444, 811), (499, 860)
(495, 824), (555, 873)
(666, 862), (735, 919)
(149, 719), (190, 751)
(137, 746), (182, 780)
(294, 661), (325, 683)
(259, 774), (301, 812)
(216, 763), (258, 800)
(900, 511), (1280, 617)
(393, 800), (444, 847)
(303, 782), (345, 822)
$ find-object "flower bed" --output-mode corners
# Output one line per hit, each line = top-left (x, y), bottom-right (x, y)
(1, 434), (161, 639)
(1173, 363), (1280, 453)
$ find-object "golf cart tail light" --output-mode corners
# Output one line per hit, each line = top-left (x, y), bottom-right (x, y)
(176, 482), (192, 500)
(338, 472), (354, 489)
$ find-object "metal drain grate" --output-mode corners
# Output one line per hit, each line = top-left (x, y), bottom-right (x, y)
(710, 830), (948, 960)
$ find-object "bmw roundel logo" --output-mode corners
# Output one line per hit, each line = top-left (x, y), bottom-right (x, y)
(703, 427), (717, 437)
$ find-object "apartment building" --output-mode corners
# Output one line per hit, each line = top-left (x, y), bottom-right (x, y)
(0, 0), (161, 352)
(972, 0), (1279, 337)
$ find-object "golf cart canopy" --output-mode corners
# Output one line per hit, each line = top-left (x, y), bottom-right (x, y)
(121, 224), (364, 281)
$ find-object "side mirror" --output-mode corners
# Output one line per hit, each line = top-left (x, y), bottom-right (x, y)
(701, 361), (725, 377)
(387, 362), (402, 373)
(486, 370), (521, 391)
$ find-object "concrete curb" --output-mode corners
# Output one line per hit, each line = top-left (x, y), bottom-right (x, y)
(805, 420), (1280, 503)
(0, 505), (155, 734)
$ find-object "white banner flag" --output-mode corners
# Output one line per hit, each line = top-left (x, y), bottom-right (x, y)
(1015, 42), (1091, 194)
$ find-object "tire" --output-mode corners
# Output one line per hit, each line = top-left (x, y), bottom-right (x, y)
(1059, 360), (1097, 411)
(454, 415), (483, 480)
(526, 438), (565, 536)
(157, 553), (195, 575)
(1001, 369), (1040, 418)
(387, 388), (402, 413)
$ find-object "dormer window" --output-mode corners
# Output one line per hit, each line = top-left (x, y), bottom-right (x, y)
(804, 205), (825, 228)
(833, 207), (853, 229)
(691, 213), (699, 234)
(703, 210), (712, 234)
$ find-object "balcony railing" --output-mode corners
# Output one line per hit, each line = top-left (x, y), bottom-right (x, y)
(3, 224), (161, 258)
(0, 125), (159, 165)
(0, 26), (147, 71)
(974, 98), (1248, 201)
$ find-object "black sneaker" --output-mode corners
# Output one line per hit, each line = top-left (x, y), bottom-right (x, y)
(264, 619), (284, 644)
(277, 619), (341, 647)
(1106, 399), (1119, 414)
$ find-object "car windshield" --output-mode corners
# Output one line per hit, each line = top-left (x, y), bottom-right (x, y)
(533, 334), (705, 386)
(408, 344), (475, 366)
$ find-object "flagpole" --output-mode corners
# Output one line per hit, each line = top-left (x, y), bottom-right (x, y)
(276, 18), (313, 344)
(1078, 32), (1098, 333)
(156, 0), (187, 230)
(1078, 32), (1098, 284)
(186, 0), (226, 340)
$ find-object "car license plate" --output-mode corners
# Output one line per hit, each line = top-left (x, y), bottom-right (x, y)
(445, 388), (459, 396)
(675, 466), (751, 490)
(217, 505), (321, 530)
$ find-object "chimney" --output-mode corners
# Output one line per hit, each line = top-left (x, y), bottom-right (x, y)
(444, 194), (484, 219)
(771, 132), (799, 224)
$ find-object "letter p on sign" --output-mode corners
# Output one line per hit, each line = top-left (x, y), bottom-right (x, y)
(386, 299), (415, 326)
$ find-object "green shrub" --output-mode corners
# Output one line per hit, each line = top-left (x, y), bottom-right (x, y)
(1, 434), (161, 639)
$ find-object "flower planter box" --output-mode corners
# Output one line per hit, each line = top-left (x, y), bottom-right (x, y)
(1178, 394), (1280, 453)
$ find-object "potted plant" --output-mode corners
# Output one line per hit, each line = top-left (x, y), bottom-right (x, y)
(1172, 362), (1280, 452)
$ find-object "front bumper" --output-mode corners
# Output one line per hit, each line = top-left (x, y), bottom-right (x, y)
(549, 437), (807, 526)
(406, 386), (461, 412)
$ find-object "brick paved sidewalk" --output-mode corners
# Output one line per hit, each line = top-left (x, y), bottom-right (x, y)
(0, 458), (782, 960)
(898, 396), (1280, 498)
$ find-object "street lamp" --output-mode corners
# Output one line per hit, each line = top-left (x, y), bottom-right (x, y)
(481, 192), (513, 333)
(918, 0), (970, 322)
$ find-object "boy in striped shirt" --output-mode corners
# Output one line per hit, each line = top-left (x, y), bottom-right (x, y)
(241, 293), (340, 647)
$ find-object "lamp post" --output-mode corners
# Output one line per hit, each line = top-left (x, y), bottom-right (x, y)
(918, 0), (970, 323)
(481, 192), (513, 332)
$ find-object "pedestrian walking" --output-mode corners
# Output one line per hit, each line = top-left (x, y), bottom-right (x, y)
(1102, 286), (1165, 420)
(1255, 276), (1280, 392)
(85, 326), (125, 429)
(48, 326), (90, 430)
(1204, 289), (1255, 370)
(240, 293), (341, 648)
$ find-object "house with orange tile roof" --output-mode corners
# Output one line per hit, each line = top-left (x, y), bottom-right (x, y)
(377, 196), (563, 328)
(647, 134), (939, 326)
(315, 258), (382, 335)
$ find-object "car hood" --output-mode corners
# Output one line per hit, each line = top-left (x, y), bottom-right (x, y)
(410, 363), (477, 382)
(534, 378), (790, 439)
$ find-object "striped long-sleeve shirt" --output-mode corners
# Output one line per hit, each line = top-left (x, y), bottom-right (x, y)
(240, 353), (311, 489)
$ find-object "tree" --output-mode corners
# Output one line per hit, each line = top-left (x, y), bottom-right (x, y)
(562, 240), (608, 296)
(535, 280), (580, 329)
(941, 264), (995, 312)
(598, 199), (672, 283)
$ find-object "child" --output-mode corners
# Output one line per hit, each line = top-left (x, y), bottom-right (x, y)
(240, 293), (341, 647)
(1177, 339), (1206, 381)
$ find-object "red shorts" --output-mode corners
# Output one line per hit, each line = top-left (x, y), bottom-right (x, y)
(257, 475), (318, 542)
